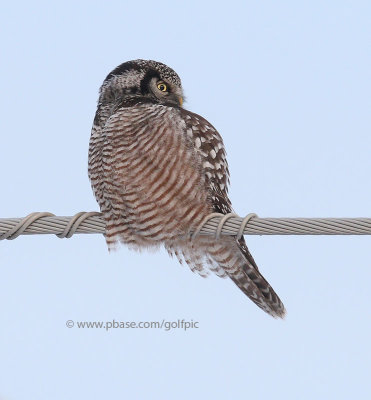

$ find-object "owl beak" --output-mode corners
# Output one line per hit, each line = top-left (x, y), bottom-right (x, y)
(179, 97), (183, 107)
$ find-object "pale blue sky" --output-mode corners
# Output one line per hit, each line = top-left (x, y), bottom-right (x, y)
(1, 1), (370, 399)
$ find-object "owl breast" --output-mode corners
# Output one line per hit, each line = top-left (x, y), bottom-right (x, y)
(90, 103), (212, 249)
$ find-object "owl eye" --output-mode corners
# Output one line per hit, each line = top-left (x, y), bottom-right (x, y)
(157, 82), (168, 92)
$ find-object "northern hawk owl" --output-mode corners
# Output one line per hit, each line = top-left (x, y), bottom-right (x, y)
(88, 59), (285, 318)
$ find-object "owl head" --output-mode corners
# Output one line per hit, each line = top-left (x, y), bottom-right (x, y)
(98, 59), (184, 111)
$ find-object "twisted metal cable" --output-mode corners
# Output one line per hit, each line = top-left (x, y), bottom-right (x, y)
(1, 212), (371, 240)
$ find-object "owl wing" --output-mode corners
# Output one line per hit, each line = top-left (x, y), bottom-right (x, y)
(180, 109), (262, 268)
(180, 109), (232, 214)
(180, 109), (285, 317)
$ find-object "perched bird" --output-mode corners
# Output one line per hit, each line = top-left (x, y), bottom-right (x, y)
(88, 59), (285, 318)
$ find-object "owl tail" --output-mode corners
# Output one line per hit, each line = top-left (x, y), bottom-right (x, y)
(206, 236), (286, 318)
(167, 235), (286, 318)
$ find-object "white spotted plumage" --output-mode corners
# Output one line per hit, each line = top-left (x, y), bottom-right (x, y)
(88, 59), (286, 318)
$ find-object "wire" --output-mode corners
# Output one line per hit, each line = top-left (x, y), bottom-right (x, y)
(1, 212), (370, 240)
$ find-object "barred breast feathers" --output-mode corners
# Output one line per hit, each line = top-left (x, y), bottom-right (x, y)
(90, 103), (212, 249)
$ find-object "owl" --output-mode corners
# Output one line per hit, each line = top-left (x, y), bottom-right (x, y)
(88, 59), (285, 318)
